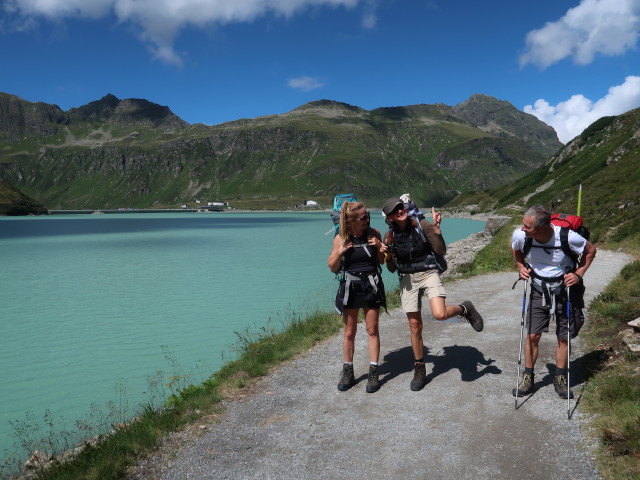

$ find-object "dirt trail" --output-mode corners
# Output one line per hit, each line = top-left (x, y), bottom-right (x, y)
(129, 250), (632, 480)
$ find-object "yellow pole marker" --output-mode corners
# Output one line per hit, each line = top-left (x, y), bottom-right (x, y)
(577, 184), (583, 217)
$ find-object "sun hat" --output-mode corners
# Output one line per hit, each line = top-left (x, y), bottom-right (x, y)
(382, 197), (404, 216)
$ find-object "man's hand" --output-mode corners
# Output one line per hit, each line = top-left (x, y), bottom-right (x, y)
(519, 266), (532, 281)
(563, 271), (582, 287)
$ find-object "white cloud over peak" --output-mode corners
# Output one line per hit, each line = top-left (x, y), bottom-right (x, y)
(524, 76), (640, 143)
(2, 0), (363, 66)
(288, 76), (324, 91)
(520, 0), (640, 69)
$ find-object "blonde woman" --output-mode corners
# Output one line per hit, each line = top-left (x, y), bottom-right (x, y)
(328, 201), (388, 393)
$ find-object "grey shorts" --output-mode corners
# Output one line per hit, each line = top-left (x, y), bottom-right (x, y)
(399, 269), (446, 313)
(526, 288), (584, 339)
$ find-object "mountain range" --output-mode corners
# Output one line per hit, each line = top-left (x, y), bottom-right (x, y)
(0, 92), (561, 210)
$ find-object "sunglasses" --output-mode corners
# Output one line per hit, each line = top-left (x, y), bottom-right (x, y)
(389, 207), (405, 217)
(353, 212), (370, 222)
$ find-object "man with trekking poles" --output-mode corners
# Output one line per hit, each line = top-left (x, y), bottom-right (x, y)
(511, 205), (596, 401)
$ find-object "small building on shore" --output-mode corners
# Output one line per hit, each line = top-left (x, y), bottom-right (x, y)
(296, 200), (320, 209)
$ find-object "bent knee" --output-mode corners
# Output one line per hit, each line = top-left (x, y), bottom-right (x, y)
(431, 310), (447, 321)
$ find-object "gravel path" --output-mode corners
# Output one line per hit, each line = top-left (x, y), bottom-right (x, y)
(128, 249), (632, 480)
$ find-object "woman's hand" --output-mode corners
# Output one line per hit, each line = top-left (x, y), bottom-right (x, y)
(368, 236), (387, 253)
(328, 237), (353, 272)
(431, 206), (442, 228)
(340, 239), (354, 255)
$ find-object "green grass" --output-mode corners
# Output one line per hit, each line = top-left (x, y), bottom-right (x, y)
(452, 218), (519, 278)
(578, 258), (640, 480)
(1, 287), (404, 480)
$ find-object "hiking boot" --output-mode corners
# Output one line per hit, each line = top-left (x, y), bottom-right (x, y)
(512, 372), (535, 397)
(366, 364), (380, 393)
(553, 374), (574, 399)
(410, 362), (427, 391)
(460, 301), (484, 332)
(337, 363), (355, 391)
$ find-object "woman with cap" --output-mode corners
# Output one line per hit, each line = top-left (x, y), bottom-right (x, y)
(381, 197), (484, 391)
(328, 200), (388, 393)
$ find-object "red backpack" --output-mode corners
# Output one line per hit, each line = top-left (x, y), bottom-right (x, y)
(523, 213), (590, 262)
(550, 213), (586, 233)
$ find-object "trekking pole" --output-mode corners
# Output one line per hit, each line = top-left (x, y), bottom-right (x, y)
(566, 286), (572, 420)
(515, 279), (529, 409)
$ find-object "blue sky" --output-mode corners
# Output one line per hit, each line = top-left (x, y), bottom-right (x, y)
(1, 0), (639, 143)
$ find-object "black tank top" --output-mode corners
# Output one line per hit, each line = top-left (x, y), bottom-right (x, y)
(343, 230), (377, 275)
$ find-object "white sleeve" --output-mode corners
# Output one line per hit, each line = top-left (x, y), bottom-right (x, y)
(568, 230), (587, 255)
(511, 228), (526, 251)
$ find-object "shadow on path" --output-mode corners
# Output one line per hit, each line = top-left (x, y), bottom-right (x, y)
(513, 351), (598, 410)
(379, 345), (501, 387)
(378, 346), (422, 386)
(425, 345), (502, 383)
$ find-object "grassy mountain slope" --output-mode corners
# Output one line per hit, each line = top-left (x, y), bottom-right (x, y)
(0, 180), (48, 215)
(0, 93), (561, 209)
(448, 108), (640, 245)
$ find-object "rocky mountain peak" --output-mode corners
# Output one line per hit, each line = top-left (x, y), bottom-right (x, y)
(0, 92), (68, 141)
(291, 99), (365, 114)
(68, 94), (187, 129)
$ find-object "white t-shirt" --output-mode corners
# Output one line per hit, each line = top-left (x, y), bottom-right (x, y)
(512, 226), (586, 278)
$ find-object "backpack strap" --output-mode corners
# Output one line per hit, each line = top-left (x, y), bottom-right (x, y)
(559, 227), (575, 261)
(388, 219), (429, 247)
(367, 226), (383, 275)
(414, 218), (428, 243)
(521, 227), (577, 266)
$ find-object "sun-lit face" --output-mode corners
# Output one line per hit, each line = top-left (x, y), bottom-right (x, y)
(388, 206), (407, 221)
(347, 207), (368, 231)
(521, 215), (539, 238)
(350, 207), (368, 223)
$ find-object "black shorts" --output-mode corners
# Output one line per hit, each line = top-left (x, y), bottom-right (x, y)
(335, 273), (386, 314)
(526, 287), (585, 339)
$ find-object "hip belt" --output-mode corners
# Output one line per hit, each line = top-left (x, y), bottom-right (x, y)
(530, 270), (565, 309)
(342, 271), (380, 306)
(396, 255), (439, 274)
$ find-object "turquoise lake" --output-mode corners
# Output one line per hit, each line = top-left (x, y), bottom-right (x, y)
(0, 211), (484, 462)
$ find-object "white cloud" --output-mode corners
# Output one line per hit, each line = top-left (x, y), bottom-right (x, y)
(524, 76), (640, 143)
(520, 0), (640, 69)
(288, 76), (324, 91)
(2, 0), (362, 66)
(3, 0), (113, 19)
(361, 12), (376, 29)
(360, 0), (377, 29)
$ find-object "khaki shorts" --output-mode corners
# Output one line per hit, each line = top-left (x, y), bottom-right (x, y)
(399, 269), (447, 313)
